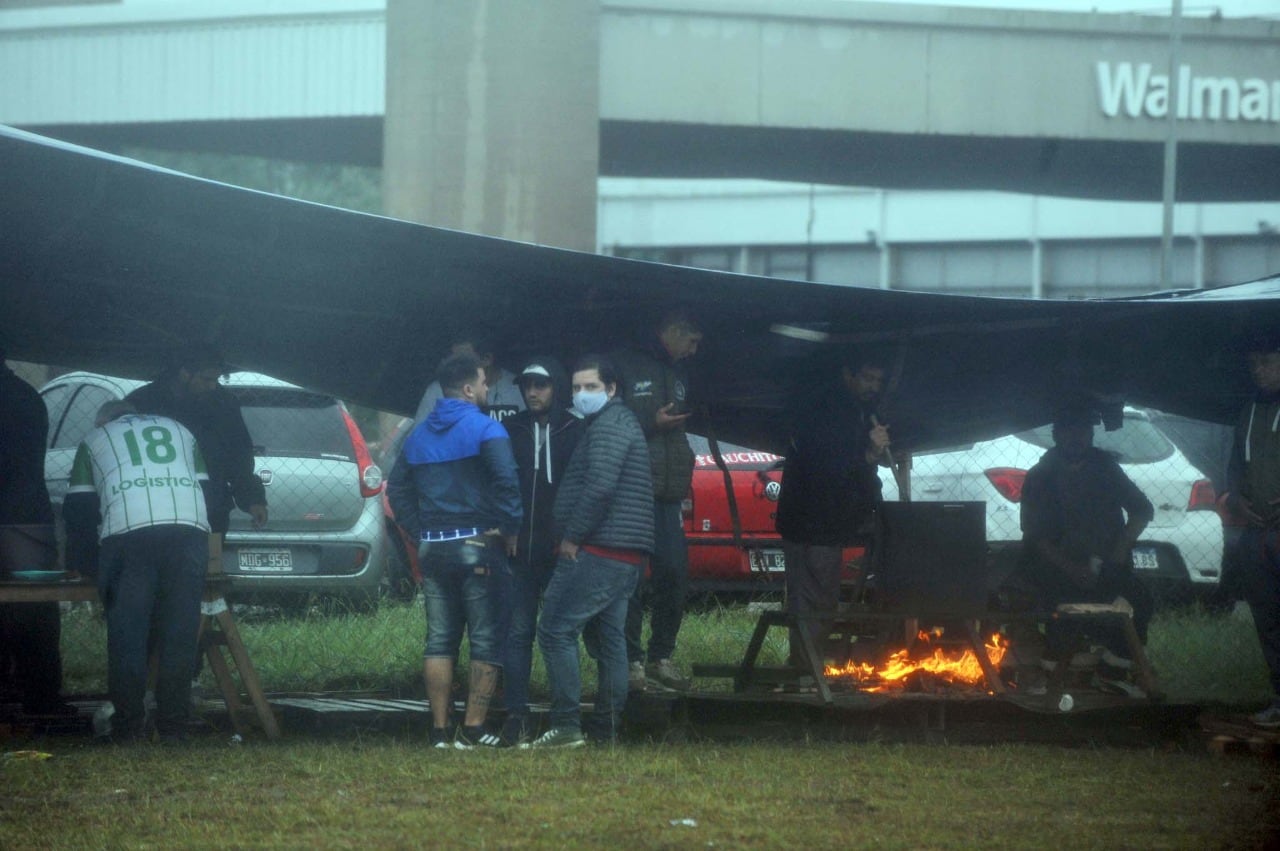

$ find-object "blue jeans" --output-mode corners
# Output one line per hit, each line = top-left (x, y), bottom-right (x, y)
(98, 525), (207, 736)
(538, 549), (639, 734)
(626, 500), (688, 663)
(421, 538), (510, 666)
(503, 556), (554, 719)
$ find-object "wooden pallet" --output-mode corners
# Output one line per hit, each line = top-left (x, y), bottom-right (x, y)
(1201, 714), (1280, 756)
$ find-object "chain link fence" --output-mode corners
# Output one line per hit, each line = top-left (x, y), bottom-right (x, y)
(31, 371), (1236, 698)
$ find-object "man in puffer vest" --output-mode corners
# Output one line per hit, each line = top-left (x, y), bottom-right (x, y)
(526, 355), (654, 749)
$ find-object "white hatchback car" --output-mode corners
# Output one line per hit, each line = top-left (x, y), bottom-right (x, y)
(41, 370), (390, 605)
(880, 408), (1222, 602)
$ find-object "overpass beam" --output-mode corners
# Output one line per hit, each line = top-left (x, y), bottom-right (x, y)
(383, 0), (599, 252)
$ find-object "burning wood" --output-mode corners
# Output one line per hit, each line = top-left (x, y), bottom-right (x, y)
(824, 628), (1008, 694)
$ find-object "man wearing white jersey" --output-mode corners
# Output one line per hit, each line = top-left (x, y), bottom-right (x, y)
(64, 401), (212, 744)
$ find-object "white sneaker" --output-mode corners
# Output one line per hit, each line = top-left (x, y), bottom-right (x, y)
(628, 661), (647, 693)
(646, 658), (692, 691)
(1251, 703), (1280, 728)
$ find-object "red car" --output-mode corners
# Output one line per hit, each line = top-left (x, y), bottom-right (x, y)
(684, 435), (862, 594)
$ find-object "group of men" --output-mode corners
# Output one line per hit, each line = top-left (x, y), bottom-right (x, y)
(1, 343), (266, 743)
(386, 313), (704, 748)
(7, 319), (1280, 739)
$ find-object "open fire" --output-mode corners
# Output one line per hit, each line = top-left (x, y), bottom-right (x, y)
(823, 628), (1008, 694)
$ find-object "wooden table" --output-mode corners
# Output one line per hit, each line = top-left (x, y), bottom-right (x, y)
(0, 576), (280, 739)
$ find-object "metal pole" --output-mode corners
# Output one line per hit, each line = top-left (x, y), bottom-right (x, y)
(1159, 0), (1183, 290)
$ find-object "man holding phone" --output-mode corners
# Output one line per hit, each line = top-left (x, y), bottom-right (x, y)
(613, 310), (703, 692)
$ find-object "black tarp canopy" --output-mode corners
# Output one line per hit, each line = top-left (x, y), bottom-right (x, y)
(3, 125), (1277, 453)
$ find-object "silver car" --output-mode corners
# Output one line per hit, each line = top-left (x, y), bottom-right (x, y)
(40, 370), (389, 605)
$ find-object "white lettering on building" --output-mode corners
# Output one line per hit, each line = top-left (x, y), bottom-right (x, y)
(1096, 61), (1279, 123)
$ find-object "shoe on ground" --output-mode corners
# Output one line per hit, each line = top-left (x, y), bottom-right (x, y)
(1093, 674), (1146, 699)
(1250, 703), (1280, 729)
(520, 727), (586, 750)
(499, 715), (531, 748)
(454, 725), (503, 750)
(1017, 667), (1048, 697)
(628, 661), (647, 693)
(646, 659), (691, 691)
(428, 726), (452, 749)
(1100, 648), (1134, 670)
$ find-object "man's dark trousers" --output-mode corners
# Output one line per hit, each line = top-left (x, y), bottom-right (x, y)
(1242, 527), (1280, 694)
(625, 500), (687, 663)
(98, 525), (207, 737)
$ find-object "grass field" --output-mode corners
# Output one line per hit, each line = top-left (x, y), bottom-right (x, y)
(11, 602), (1280, 848)
(57, 599), (1278, 707)
(3, 735), (1278, 848)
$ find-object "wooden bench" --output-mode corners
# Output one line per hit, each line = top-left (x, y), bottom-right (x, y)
(0, 575), (280, 739)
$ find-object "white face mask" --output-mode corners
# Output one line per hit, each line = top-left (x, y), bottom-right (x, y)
(573, 389), (609, 417)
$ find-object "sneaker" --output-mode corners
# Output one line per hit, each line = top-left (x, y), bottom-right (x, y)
(1099, 649), (1134, 670)
(1250, 703), (1280, 729)
(499, 715), (531, 748)
(520, 727), (586, 750)
(1017, 667), (1048, 697)
(646, 659), (691, 691)
(1093, 674), (1146, 699)
(428, 726), (452, 749)
(454, 725), (503, 750)
(628, 661), (647, 694)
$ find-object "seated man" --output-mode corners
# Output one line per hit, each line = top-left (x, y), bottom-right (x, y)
(1018, 403), (1155, 693)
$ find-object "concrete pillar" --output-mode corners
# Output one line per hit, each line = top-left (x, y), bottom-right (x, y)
(383, 0), (600, 252)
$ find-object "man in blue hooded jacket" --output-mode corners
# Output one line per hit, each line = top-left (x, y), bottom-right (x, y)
(388, 352), (522, 750)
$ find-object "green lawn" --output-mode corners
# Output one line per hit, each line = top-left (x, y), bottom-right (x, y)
(16, 602), (1280, 848)
(3, 738), (1277, 849)
(58, 599), (1278, 707)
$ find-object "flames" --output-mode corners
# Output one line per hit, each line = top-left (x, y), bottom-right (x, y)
(823, 628), (1008, 693)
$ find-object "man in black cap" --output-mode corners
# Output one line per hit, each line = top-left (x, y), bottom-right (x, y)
(126, 344), (267, 540)
(1019, 403), (1154, 693)
(498, 356), (582, 745)
(1225, 335), (1280, 726)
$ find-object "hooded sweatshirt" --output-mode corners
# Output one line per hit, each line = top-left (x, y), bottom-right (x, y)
(1229, 388), (1280, 527)
(502, 356), (583, 568)
(387, 397), (522, 540)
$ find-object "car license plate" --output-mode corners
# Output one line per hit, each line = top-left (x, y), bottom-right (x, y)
(1132, 546), (1159, 571)
(238, 548), (293, 572)
(748, 549), (786, 573)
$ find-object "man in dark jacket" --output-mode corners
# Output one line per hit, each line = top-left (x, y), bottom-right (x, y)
(1225, 336), (1280, 726)
(498, 356), (582, 745)
(775, 352), (890, 669)
(0, 350), (72, 715)
(126, 345), (267, 539)
(1019, 403), (1154, 694)
(613, 310), (702, 691)
(387, 352), (522, 749)
(527, 355), (654, 748)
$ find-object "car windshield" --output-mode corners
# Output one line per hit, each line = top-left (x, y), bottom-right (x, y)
(1017, 415), (1174, 464)
(231, 388), (354, 461)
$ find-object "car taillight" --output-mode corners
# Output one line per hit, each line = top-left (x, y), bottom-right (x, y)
(341, 408), (384, 497)
(681, 495), (694, 531)
(1188, 478), (1216, 511)
(984, 467), (1027, 503)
